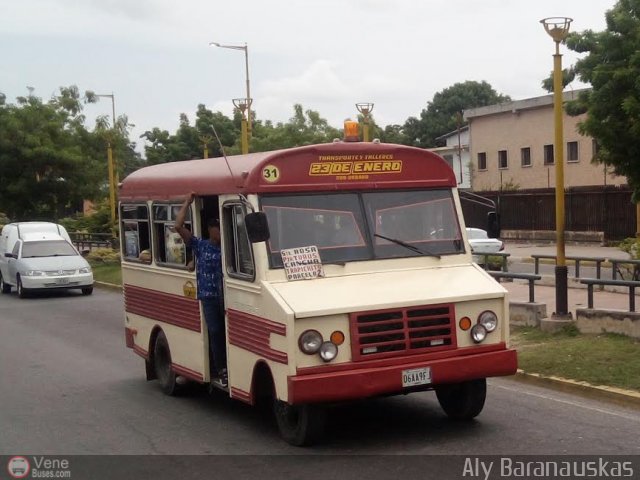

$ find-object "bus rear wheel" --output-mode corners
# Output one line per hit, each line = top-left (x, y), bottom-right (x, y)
(273, 400), (326, 446)
(153, 331), (178, 396)
(435, 378), (486, 420)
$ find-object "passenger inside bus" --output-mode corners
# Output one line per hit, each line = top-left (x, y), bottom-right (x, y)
(174, 193), (227, 388)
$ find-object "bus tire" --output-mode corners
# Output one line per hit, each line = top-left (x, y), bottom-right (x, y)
(0, 273), (11, 293)
(153, 331), (178, 396)
(273, 400), (326, 446)
(435, 378), (486, 420)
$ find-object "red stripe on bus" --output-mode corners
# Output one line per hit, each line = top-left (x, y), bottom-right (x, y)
(124, 284), (201, 332)
(172, 363), (204, 383)
(133, 344), (148, 360)
(230, 387), (253, 405)
(227, 309), (288, 364)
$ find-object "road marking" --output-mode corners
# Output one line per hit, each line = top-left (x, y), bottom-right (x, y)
(493, 382), (640, 423)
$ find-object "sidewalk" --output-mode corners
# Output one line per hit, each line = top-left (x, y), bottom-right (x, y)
(504, 241), (631, 263)
(499, 241), (635, 315)
(503, 280), (633, 317)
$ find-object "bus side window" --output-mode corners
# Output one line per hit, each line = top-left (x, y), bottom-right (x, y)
(223, 204), (255, 280)
(152, 203), (192, 267)
(121, 204), (151, 262)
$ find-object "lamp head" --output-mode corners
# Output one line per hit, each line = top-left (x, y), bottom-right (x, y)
(540, 17), (572, 43)
(355, 102), (374, 115)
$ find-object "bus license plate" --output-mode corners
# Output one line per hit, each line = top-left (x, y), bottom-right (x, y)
(402, 367), (431, 387)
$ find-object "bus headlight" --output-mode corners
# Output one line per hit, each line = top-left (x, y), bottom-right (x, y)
(471, 324), (487, 343)
(298, 330), (323, 355)
(478, 311), (498, 333)
(319, 341), (338, 362)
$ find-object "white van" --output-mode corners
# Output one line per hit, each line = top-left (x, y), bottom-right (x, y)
(0, 222), (72, 254)
(0, 222), (93, 297)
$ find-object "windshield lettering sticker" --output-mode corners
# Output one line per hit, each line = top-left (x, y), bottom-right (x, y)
(280, 246), (325, 281)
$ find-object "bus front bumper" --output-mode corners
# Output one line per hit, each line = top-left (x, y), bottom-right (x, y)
(288, 347), (517, 405)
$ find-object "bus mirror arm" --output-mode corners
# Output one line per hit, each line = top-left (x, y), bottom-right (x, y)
(245, 212), (270, 243)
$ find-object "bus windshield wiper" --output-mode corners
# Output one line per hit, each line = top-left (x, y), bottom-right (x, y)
(374, 233), (441, 259)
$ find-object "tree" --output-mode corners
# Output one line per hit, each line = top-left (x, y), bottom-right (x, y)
(141, 105), (237, 164)
(0, 87), (106, 220)
(403, 81), (511, 148)
(554, 0), (640, 198)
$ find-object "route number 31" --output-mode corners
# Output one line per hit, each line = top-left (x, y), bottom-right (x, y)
(262, 165), (280, 183)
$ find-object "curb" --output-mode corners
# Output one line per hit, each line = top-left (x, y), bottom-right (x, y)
(94, 281), (122, 291)
(511, 369), (640, 410)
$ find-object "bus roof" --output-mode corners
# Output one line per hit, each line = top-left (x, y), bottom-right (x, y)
(119, 141), (456, 201)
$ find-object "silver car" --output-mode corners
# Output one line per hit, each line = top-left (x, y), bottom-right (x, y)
(466, 227), (504, 264)
(1, 233), (94, 298)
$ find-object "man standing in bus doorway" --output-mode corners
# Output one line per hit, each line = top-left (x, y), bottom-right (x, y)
(175, 193), (227, 388)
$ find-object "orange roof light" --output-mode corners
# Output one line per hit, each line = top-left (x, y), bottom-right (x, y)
(343, 120), (360, 142)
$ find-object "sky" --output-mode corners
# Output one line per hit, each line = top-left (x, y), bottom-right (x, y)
(0, 0), (618, 153)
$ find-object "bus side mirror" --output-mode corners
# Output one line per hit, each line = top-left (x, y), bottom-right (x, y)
(487, 212), (501, 239)
(245, 212), (270, 243)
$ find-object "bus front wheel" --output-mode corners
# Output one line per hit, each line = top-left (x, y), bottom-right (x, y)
(435, 378), (487, 420)
(273, 400), (326, 446)
(153, 331), (178, 396)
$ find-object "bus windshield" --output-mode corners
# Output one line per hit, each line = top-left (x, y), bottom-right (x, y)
(262, 190), (464, 267)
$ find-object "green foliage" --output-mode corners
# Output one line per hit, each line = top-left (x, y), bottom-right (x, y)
(403, 81), (510, 148)
(560, 0), (640, 198)
(86, 247), (121, 265)
(0, 86), (142, 221)
(0, 212), (10, 227)
(59, 199), (112, 233)
(617, 237), (640, 259)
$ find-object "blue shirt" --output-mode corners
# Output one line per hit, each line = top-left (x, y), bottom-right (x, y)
(189, 236), (222, 300)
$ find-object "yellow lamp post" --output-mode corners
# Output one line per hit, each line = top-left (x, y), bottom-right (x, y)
(233, 98), (252, 154)
(355, 103), (374, 142)
(210, 42), (252, 140)
(541, 17), (572, 320)
(95, 93), (118, 225)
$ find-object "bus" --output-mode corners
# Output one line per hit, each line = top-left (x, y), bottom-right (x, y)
(119, 133), (517, 446)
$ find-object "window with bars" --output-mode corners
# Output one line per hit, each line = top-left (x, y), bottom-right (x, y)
(521, 147), (531, 167)
(478, 152), (487, 170)
(498, 150), (508, 169)
(544, 144), (554, 165)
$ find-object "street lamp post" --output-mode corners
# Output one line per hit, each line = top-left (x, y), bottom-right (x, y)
(95, 93), (118, 225)
(541, 17), (573, 321)
(355, 103), (374, 142)
(232, 98), (251, 154)
(210, 42), (252, 140)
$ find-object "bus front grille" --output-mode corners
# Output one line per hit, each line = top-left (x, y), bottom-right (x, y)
(350, 304), (456, 360)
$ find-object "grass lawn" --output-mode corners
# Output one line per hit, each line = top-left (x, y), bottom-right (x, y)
(511, 325), (640, 392)
(91, 263), (122, 285)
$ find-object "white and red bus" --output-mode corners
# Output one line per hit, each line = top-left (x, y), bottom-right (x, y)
(119, 135), (516, 445)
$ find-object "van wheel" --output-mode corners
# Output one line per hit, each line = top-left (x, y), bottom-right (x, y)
(17, 276), (29, 299)
(0, 273), (10, 294)
(153, 331), (178, 396)
(273, 400), (326, 446)
(435, 378), (487, 420)
(81, 287), (93, 296)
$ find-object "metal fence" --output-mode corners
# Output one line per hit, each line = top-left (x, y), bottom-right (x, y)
(461, 185), (635, 241)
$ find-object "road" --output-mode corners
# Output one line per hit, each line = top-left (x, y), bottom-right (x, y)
(1, 288), (640, 463)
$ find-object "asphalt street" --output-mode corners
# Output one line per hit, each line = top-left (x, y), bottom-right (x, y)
(1, 288), (640, 460)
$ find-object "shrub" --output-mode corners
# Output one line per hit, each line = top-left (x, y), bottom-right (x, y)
(86, 248), (121, 265)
